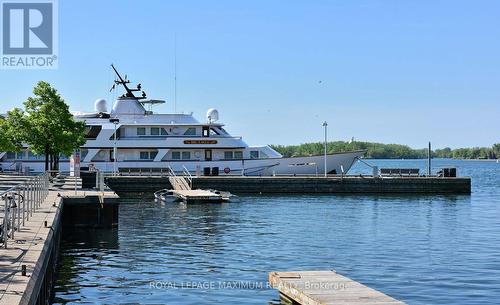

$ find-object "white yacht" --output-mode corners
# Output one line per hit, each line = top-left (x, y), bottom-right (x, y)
(0, 66), (365, 175)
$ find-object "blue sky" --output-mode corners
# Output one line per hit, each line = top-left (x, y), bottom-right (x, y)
(1, 0), (499, 148)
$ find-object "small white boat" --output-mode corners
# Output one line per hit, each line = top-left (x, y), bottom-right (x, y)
(154, 189), (177, 203)
(209, 189), (239, 202)
(154, 188), (237, 203)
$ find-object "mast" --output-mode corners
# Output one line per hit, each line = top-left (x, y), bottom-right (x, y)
(174, 34), (177, 114)
(110, 64), (147, 99)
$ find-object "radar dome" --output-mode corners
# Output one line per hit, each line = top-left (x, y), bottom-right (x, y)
(206, 108), (219, 123)
(94, 99), (107, 113)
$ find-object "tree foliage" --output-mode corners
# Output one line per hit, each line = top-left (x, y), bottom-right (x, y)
(1, 81), (85, 170)
(271, 141), (500, 159)
(0, 109), (26, 152)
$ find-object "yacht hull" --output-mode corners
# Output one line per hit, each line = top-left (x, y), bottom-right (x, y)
(1, 150), (365, 176)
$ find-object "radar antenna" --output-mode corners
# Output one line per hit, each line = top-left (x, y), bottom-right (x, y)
(110, 64), (147, 99)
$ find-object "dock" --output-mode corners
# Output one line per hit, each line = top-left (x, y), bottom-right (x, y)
(171, 189), (225, 203)
(0, 174), (118, 305)
(106, 175), (471, 197)
(167, 174), (227, 203)
(269, 271), (406, 305)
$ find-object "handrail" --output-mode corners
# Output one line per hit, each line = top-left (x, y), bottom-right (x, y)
(46, 169), (105, 192)
(182, 165), (192, 188)
(1, 171), (50, 248)
(167, 165), (176, 177)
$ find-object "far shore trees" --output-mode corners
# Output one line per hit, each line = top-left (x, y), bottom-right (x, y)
(271, 142), (500, 160)
(0, 81), (85, 171)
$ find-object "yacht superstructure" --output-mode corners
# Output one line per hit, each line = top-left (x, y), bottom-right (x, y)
(0, 66), (365, 175)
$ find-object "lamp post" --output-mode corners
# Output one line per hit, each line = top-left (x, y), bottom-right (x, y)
(322, 121), (328, 177)
(110, 118), (120, 175)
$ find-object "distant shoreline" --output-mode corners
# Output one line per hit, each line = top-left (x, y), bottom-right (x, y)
(271, 141), (500, 160)
(361, 158), (499, 161)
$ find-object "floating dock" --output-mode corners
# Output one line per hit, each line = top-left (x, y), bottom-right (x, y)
(171, 189), (225, 203)
(106, 175), (471, 197)
(269, 271), (406, 305)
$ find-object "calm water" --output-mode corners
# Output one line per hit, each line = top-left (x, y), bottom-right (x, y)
(53, 159), (500, 305)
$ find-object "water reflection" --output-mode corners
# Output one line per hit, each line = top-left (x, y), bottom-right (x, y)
(52, 160), (499, 305)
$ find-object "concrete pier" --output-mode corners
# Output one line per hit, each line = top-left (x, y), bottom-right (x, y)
(0, 190), (118, 305)
(106, 175), (471, 197)
(269, 271), (406, 305)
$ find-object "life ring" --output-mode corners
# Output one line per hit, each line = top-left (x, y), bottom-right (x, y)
(224, 167), (231, 174)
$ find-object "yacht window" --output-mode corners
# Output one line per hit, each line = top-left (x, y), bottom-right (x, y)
(84, 126), (102, 139)
(250, 151), (259, 159)
(6, 152), (16, 159)
(210, 128), (220, 135)
(202, 126), (209, 137)
(151, 127), (160, 136)
(224, 151), (233, 159)
(172, 152), (181, 160)
(182, 152), (191, 160)
(161, 128), (168, 135)
(184, 127), (196, 135)
(139, 151), (157, 160)
(234, 151), (243, 159)
(137, 127), (146, 136)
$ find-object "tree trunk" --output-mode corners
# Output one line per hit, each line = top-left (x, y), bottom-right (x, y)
(44, 146), (49, 171)
(54, 155), (59, 171)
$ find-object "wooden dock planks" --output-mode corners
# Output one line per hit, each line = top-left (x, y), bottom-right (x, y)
(269, 271), (406, 305)
(170, 189), (224, 203)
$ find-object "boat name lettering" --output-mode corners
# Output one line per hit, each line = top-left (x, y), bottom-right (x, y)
(184, 140), (218, 144)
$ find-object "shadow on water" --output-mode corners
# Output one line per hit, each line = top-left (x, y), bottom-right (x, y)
(52, 228), (119, 304)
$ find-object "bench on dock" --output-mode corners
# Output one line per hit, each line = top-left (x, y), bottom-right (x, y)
(269, 270), (406, 305)
(380, 168), (420, 176)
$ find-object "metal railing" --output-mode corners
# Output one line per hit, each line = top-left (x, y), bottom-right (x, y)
(182, 165), (193, 188)
(166, 166), (191, 190)
(46, 169), (105, 194)
(1, 172), (50, 249)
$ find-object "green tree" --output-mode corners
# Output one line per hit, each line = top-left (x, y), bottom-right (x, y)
(0, 109), (26, 152)
(18, 81), (85, 170)
(493, 144), (500, 158)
